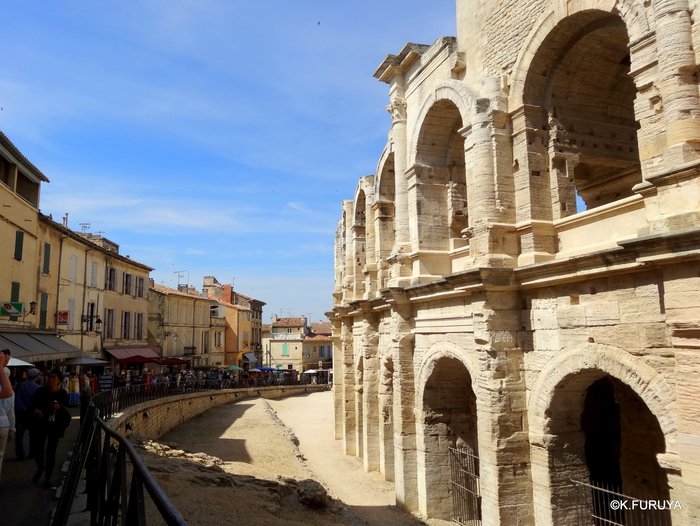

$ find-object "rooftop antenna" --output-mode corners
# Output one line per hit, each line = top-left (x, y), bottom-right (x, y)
(280, 307), (293, 317)
(174, 270), (186, 286)
(79, 222), (91, 233)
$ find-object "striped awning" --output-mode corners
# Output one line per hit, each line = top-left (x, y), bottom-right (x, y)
(104, 347), (160, 362)
(0, 331), (82, 362)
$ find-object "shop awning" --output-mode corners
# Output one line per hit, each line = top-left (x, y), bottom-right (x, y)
(0, 331), (82, 362)
(105, 347), (160, 363)
(243, 352), (258, 363)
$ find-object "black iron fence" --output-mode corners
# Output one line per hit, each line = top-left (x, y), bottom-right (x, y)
(449, 445), (482, 526)
(91, 380), (236, 421)
(571, 479), (673, 526)
(53, 382), (241, 525)
(52, 382), (329, 525)
(51, 404), (186, 526)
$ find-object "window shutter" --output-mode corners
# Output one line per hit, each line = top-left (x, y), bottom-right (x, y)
(14, 231), (24, 261)
(43, 243), (51, 274)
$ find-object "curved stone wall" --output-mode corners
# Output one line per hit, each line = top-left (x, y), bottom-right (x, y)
(106, 385), (330, 440)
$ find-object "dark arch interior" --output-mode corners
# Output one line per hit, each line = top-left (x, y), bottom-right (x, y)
(422, 357), (479, 520)
(523, 11), (641, 215)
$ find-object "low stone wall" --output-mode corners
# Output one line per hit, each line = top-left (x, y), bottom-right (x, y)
(107, 384), (330, 440)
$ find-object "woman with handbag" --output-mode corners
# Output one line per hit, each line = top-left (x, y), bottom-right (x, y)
(30, 368), (70, 488)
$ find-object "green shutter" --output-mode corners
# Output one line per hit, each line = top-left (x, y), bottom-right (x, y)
(14, 230), (24, 261)
(42, 242), (51, 274)
(282, 343), (289, 356)
(39, 292), (48, 328)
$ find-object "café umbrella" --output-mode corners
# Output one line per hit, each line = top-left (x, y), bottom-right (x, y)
(7, 357), (34, 367)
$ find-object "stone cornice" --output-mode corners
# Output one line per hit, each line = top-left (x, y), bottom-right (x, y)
(373, 42), (430, 83)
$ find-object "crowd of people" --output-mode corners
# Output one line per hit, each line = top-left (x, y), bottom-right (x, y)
(0, 354), (328, 490)
(0, 349), (76, 489)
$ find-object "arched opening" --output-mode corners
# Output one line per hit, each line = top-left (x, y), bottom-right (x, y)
(353, 191), (366, 298)
(376, 154), (395, 287)
(414, 100), (468, 250)
(420, 357), (479, 521)
(522, 11), (641, 220)
(547, 372), (670, 524)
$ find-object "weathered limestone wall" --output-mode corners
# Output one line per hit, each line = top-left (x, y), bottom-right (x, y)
(107, 385), (329, 440)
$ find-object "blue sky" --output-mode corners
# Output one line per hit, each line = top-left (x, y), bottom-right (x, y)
(1, 1), (454, 322)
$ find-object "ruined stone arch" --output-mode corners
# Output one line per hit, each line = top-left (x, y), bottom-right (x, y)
(408, 80), (478, 167)
(508, 0), (653, 110)
(528, 343), (676, 444)
(506, 1), (649, 260)
(408, 81), (479, 253)
(528, 343), (677, 525)
(373, 146), (396, 285)
(352, 178), (375, 299)
(415, 341), (484, 520)
(416, 341), (481, 401)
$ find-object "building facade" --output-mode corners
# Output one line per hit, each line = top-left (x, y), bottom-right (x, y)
(202, 276), (265, 367)
(268, 316), (307, 371)
(148, 284), (223, 368)
(37, 218), (153, 360)
(332, 1), (700, 525)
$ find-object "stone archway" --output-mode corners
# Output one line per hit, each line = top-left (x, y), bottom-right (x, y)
(352, 188), (367, 298)
(528, 344), (677, 525)
(407, 81), (477, 258)
(415, 344), (482, 521)
(374, 149), (396, 287)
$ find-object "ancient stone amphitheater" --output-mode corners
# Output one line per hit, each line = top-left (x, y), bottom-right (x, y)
(330, 1), (700, 525)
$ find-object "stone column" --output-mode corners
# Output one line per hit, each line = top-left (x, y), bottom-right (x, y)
(387, 293), (419, 511)
(342, 200), (355, 302)
(379, 350), (395, 481)
(473, 282), (534, 526)
(387, 90), (409, 248)
(360, 310), (380, 472)
(340, 315), (357, 455)
(330, 314), (344, 440)
(652, 0), (700, 155)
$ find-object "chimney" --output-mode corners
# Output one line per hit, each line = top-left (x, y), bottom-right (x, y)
(62, 213), (69, 227)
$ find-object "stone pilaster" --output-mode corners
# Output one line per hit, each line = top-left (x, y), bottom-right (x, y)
(340, 314), (357, 455)
(387, 293), (419, 511)
(359, 309), (381, 472)
(652, 0), (700, 165)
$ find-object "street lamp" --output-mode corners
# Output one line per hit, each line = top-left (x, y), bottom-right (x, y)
(81, 314), (102, 333)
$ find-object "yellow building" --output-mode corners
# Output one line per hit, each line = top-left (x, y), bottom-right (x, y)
(215, 300), (240, 366)
(202, 276), (265, 368)
(37, 217), (153, 363)
(0, 132), (81, 363)
(148, 284), (223, 368)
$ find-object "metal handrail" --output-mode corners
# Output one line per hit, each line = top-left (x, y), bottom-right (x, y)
(51, 381), (234, 526)
(51, 403), (186, 526)
(91, 380), (236, 420)
(53, 381), (329, 525)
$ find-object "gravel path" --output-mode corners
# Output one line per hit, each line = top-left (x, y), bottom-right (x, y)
(141, 390), (430, 525)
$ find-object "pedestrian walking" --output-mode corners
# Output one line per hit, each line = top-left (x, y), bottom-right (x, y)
(0, 349), (16, 482)
(14, 367), (41, 460)
(30, 368), (71, 488)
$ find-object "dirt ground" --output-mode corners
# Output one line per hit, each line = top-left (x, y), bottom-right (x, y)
(137, 390), (447, 526)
